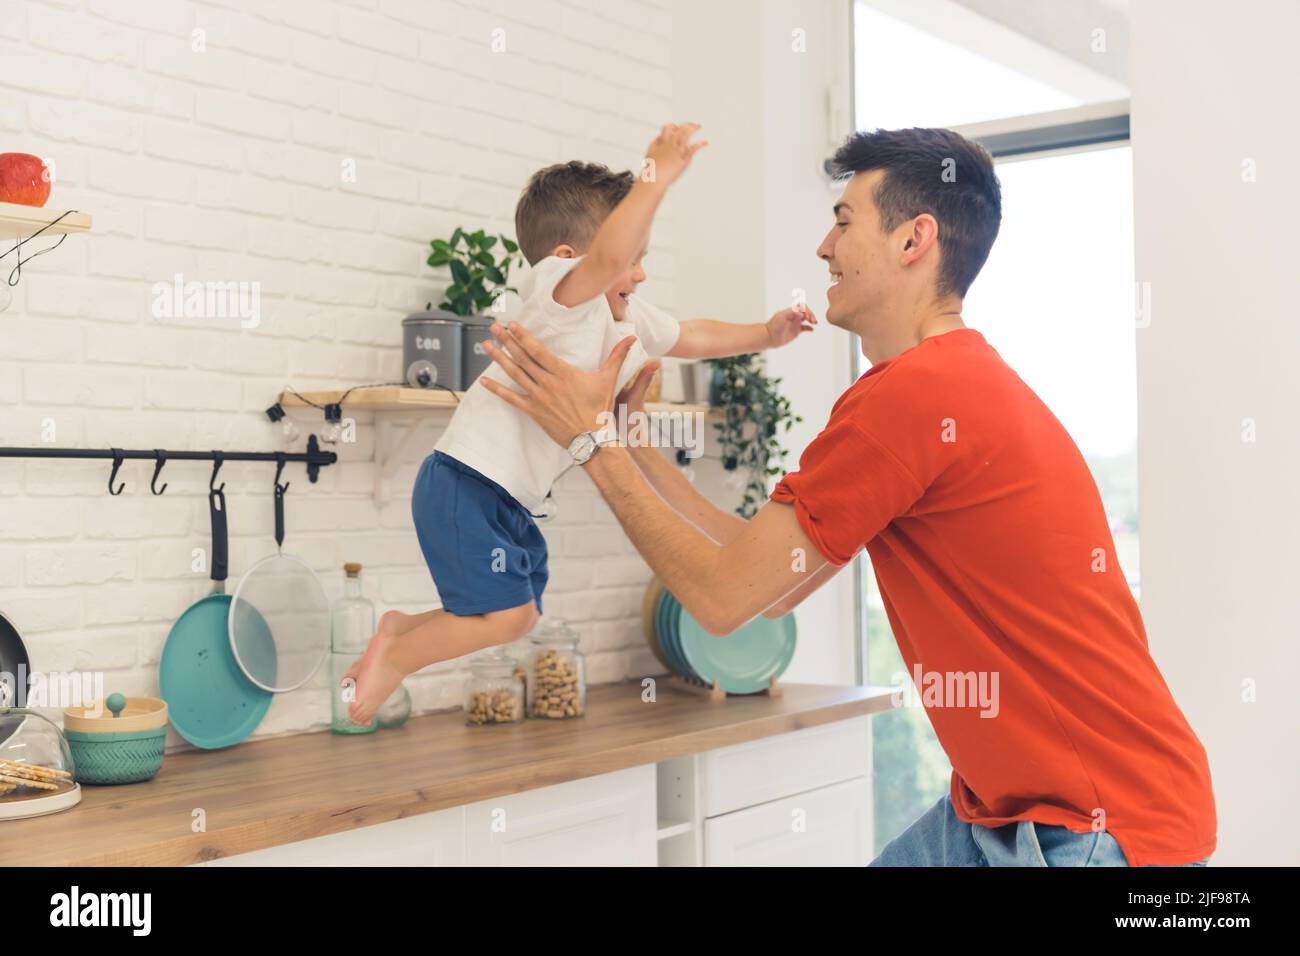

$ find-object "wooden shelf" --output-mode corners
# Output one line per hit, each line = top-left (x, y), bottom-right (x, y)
(0, 201), (92, 238)
(279, 387), (713, 416)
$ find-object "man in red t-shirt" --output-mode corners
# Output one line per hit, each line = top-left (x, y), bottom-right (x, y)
(481, 125), (1216, 867)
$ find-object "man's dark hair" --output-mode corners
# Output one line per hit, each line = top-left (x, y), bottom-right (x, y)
(830, 128), (1001, 298)
(514, 161), (636, 265)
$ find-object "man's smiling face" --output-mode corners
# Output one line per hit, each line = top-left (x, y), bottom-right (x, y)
(816, 170), (894, 336)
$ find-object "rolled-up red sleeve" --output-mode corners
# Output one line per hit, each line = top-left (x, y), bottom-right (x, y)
(771, 420), (925, 566)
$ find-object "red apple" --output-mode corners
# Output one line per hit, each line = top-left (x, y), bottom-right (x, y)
(0, 153), (52, 207)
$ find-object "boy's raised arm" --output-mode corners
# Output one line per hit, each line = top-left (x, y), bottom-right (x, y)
(553, 123), (707, 307)
(668, 306), (818, 359)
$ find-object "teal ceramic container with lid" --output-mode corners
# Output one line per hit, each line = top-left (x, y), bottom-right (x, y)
(63, 693), (167, 785)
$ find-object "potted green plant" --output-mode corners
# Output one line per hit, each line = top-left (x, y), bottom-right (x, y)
(427, 227), (521, 316)
(404, 228), (523, 390)
(705, 354), (802, 518)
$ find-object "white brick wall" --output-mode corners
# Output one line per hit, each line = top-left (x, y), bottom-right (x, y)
(0, 0), (720, 748)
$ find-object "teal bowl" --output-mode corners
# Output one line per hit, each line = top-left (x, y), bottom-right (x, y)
(64, 727), (167, 785)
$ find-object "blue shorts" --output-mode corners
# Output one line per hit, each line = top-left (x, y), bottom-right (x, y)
(411, 451), (549, 615)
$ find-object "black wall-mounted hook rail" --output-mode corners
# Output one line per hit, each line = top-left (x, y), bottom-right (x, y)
(0, 437), (337, 491)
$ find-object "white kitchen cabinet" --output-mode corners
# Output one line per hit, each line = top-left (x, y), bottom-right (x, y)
(698, 716), (871, 817)
(702, 777), (871, 866)
(658, 716), (873, 867)
(197, 805), (467, 867)
(464, 764), (656, 866)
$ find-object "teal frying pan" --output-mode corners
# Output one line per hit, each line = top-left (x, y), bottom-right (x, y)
(159, 461), (272, 749)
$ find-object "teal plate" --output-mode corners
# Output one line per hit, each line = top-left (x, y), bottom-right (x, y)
(159, 593), (274, 749)
(677, 606), (797, 694)
(662, 593), (697, 680)
(655, 591), (681, 675)
(658, 592), (691, 677)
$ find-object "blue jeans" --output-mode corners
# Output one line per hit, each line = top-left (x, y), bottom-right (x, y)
(869, 795), (1212, 867)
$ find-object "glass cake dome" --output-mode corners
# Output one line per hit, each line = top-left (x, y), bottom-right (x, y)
(0, 707), (81, 820)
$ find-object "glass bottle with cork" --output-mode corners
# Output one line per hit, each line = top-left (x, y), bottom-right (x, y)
(330, 562), (377, 734)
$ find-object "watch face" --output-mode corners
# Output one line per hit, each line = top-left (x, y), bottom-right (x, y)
(570, 433), (596, 463)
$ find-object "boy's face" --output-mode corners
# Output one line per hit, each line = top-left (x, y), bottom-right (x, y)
(552, 240), (648, 321)
(605, 248), (648, 321)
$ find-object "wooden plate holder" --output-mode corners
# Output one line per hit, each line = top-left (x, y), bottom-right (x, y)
(667, 673), (783, 702)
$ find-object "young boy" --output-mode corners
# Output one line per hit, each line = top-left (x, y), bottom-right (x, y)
(345, 123), (815, 724)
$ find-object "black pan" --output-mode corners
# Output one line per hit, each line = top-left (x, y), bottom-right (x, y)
(0, 610), (31, 709)
(1, 610), (32, 746)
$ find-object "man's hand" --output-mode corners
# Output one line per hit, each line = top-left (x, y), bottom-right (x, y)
(766, 304), (818, 348)
(481, 322), (637, 451)
(644, 122), (708, 187)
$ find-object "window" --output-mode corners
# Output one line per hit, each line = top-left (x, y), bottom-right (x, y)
(852, 0), (1136, 856)
(966, 146), (1138, 588)
(854, 0), (1128, 131)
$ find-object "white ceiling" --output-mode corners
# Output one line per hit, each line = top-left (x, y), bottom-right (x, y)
(950, 0), (1129, 85)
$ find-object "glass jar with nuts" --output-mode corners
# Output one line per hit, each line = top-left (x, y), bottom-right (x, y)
(464, 648), (525, 726)
(525, 618), (586, 719)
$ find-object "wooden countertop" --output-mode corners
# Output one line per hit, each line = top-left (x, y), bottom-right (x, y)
(1, 681), (894, 866)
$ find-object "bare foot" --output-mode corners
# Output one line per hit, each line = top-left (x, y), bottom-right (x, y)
(377, 608), (409, 635)
(348, 628), (406, 726)
(341, 611), (406, 708)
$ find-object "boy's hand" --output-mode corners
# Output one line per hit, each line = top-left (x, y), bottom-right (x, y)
(766, 304), (818, 347)
(644, 123), (707, 188)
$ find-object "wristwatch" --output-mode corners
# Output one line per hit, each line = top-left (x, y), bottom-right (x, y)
(566, 425), (618, 465)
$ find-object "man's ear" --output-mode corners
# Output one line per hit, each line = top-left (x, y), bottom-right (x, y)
(900, 213), (940, 266)
(552, 244), (578, 259)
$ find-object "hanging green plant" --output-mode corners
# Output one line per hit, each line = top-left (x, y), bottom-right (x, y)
(706, 353), (802, 518)
(427, 227), (522, 317)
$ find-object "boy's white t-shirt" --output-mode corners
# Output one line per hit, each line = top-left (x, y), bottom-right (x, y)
(434, 255), (680, 513)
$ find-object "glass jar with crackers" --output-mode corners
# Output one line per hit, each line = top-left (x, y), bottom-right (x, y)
(524, 619), (586, 720)
(464, 648), (525, 726)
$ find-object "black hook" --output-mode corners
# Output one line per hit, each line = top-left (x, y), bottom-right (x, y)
(273, 452), (288, 550)
(108, 449), (126, 496)
(273, 451), (289, 497)
(209, 451), (225, 494)
(150, 449), (168, 495)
